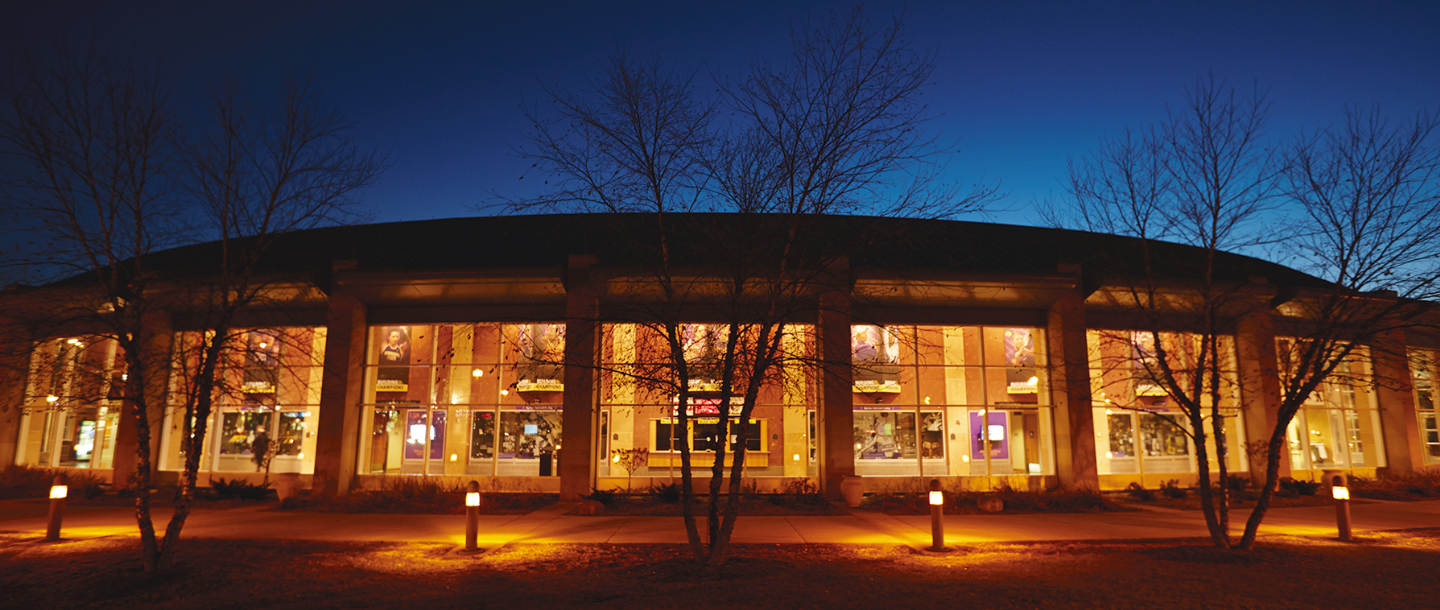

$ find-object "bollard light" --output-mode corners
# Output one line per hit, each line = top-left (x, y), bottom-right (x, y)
(927, 478), (948, 552)
(463, 480), (481, 553)
(45, 473), (67, 542)
(1331, 474), (1352, 541)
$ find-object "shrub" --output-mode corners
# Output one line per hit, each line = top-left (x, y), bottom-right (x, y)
(586, 488), (617, 506)
(1226, 474), (1251, 494)
(209, 478), (272, 501)
(0, 465), (108, 500)
(650, 482), (681, 503)
(1278, 477), (1321, 497)
(1160, 479), (1187, 499)
(1125, 482), (1155, 501)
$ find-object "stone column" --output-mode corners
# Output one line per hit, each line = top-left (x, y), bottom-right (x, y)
(112, 309), (173, 489)
(817, 257), (855, 497)
(0, 315), (28, 469)
(1372, 326), (1424, 475)
(1235, 303), (1289, 483)
(560, 254), (600, 500)
(1047, 287), (1099, 491)
(314, 267), (368, 496)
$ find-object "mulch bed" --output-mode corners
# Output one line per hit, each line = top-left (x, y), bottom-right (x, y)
(571, 496), (848, 517)
(4, 531), (1440, 608)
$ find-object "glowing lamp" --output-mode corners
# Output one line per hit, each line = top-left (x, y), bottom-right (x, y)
(1333, 485), (1350, 501)
(50, 483), (68, 499)
(929, 490), (943, 506)
(500, 389), (509, 396)
(466, 491), (481, 507)
(793, 454), (800, 462)
(46, 395), (59, 404)
(472, 369), (483, 378)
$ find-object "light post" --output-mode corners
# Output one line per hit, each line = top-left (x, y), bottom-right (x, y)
(45, 473), (68, 542)
(928, 478), (948, 552)
(464, 480), (481, 552)
(1331, 474), (1352, 541)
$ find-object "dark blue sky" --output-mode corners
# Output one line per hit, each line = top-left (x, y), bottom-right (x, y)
(8, 0), (1440, 226)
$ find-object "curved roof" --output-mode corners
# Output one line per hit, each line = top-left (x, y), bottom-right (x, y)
(54, 213), (1332, 291)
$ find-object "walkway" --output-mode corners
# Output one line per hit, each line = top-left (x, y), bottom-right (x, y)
(2, 497), (1436, 550)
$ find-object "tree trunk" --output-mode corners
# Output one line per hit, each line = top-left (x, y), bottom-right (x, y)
(1238, 425), (1289, 549)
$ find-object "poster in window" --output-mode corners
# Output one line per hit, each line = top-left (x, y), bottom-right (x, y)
(1003, 328), (1038, 394)
(671, 396), (742, 418)
(403, 410), (445, 461)
(517, 323), (565, 392)
(682, 324), (725, 392)
(970, 411), (1010, 460)
(854, 412), (902, 459)
(1131, 330), (1166, 396)
(852, 325), (901, 394)
(377, 326), (411, 393)
(242, 330), (279, 394)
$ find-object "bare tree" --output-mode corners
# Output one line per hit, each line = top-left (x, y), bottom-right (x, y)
(1237, 106), (1440, 548)
(0, 44), (383, 571)
(1052, 76), (1279, 548)
(1052, 78), (1440, 551)
(511, 9), (993, 566)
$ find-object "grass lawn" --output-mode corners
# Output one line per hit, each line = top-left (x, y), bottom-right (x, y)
(4, 530), (1438, 609)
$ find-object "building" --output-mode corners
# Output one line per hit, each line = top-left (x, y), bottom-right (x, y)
(2, 213), (1436, 498)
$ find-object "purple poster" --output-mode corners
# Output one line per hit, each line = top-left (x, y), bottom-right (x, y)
(403, 410), (446, 460)
(969, 411), (1009, 460)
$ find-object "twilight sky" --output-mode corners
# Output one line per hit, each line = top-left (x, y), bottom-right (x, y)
(7, 0), (1440, 227)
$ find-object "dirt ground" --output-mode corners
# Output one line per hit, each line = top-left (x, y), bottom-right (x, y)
(4, 530), (1439, 609)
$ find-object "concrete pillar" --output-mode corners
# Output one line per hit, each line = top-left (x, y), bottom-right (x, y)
(112, 309), (173, 489)
(314, 276), (368, 496)
(817, 257), (855, 497)
(1372, 326), (1424, 475)
(1047, 288), (1098, 491)
(0, 316), (28, 469)
(560, 254), (600, 500)
(1235, 304), (1290, 483)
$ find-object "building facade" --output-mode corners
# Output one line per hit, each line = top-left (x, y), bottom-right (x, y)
(2, 214), (1436, 498)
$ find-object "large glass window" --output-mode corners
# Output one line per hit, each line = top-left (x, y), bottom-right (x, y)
(1282, 350), (1384, 471)
(851, 325), (1054, 478)
(160, 327), (326, 475)
(1088, 330), (1247, 478)
(359, 323), (564, 478)
(1411, 350), (1440, 464)
(16, 336), (123, 470)
(599, 323), (812, 480)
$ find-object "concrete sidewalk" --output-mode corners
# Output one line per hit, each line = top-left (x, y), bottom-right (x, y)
(2, 497), (1435, 549)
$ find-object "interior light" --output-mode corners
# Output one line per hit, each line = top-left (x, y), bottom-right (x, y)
(924, 396), (931, 405)
(46, 395), (58, 404)
(450, 453), (458, 462)
(612, 454), (620, 462)
(500, 389), (509, 396)
(1028, 376), (1039, 385)
(472, 369), (483, 378)
(298, 453), (304, 459)
(793, 454), (800, 462)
